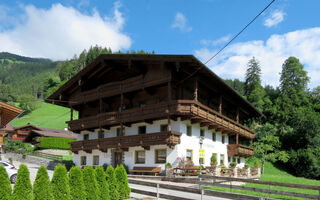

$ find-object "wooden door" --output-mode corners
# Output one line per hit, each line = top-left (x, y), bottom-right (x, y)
(114, 152), (123, 167)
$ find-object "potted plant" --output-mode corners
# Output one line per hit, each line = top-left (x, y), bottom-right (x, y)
(229, 162), (237, 168)
(210, 154), (218, 167)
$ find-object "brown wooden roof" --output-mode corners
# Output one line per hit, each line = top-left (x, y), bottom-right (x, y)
(30, 129), (77, 139)
(0, 102), (23, 128)
(46, 54), (263, 118)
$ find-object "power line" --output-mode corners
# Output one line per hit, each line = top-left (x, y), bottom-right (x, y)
(177, 0), (275, 85)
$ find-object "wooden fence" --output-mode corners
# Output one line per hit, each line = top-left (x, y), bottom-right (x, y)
(28, 151), (63, 162)
(199, 175), (320, 200)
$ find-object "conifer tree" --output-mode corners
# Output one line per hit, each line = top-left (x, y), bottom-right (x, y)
(13, 164), (33, 200)
(83, 166), (99, 200)
(105, 166), (119, 200)
(94, 166), (109, 200)
(51, 164), (70, 200)
(69, 166), (86, 200)
(33, 165), (54, 200)
(115, 165), (131, 199)
(0, 165), (12, 200)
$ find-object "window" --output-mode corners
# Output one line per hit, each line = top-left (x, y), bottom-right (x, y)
(220, 154), (224, 165)
(228, 156), (231, 162)
(98, 130), (104, 139)
(155, 149), (167, 163)
(160, 124), (168, 132)
(200, 129), (205, 137)
(83, 134), (89, 140)
(187, 125), (192, 136)
(222, 135), (225, 144)
(135, 150), (145, 164)
(93, 155), (99, 165)
(237, 158), (241, 164)
(138, 126), (146, 135)
(186, 149), (193, 162)
(212, 132), (216, 141)
(80, 156), (87, 166)
(117, 127), (125, 136)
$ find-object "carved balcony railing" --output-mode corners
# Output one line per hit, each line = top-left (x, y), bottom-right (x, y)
(70, 131), (181, 154)
(67, 100), (255, 139)
(227, 144), (254, 157)
(70, 75), (171, 105)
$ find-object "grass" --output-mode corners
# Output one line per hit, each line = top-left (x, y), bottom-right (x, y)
(206, 162), (320, 200)
(11, 102), (77, 130)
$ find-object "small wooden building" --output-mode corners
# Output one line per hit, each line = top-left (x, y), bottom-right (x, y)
(0, 102), (23, 145)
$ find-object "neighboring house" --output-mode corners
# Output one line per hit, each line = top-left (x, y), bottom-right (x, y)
(46, 54), (262, 170)
(0, 102), (23, 146)
(9, 124), (41, 141)
(24, 128), (77, 145)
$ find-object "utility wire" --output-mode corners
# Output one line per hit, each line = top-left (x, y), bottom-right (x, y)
(177, 0), (275, 85)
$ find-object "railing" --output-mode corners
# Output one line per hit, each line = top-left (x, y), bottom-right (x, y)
(70, 75), (170, 105)
(67, 100), (255, 139)
(199, 175), (320, 200)
(70, 131), (181, 153)
(27, 151), (63, 162)
(227, 144), (254, 157)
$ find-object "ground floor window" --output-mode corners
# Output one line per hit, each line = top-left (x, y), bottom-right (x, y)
(93, 155), (99, 165)
(155, 149), (167, 163)
(220, 154), (224, 165)
(80, 156), (87, 166)
(160, 124), (168, 132)
(135, 150), (145, 164)
(237, 157), (241, 164)
(186, 149), (193, 162)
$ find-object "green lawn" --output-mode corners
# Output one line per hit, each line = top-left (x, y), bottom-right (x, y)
(11, 102), (77, 130)
(206, 162), (320, 200)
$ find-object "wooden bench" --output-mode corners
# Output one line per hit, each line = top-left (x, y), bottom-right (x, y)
(129, 167), (161, 176)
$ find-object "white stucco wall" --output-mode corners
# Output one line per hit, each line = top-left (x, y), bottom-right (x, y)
(74, 118), (247, 169)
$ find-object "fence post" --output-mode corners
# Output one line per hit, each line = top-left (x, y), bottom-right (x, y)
(268, 184), (271, 199)
(230, 180), (232, 193)
(201, 188), (204, 200)
(156, 183), (159, 200)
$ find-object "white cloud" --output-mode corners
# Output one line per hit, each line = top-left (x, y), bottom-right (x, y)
(171, 12), (192, 32)
(200, 34), (232, 46)
(264, 10), (286, 28)
(0, 2), (131, 60)
(195, 27), (320, 88)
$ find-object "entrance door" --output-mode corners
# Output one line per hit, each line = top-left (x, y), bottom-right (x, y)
(114, 152), (123, 167)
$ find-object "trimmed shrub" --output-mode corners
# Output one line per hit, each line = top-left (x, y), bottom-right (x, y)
(83, 166), (99, 200)
(51, 164), (71, 200)
(69, 166), (86, 200)
(105, 166), (119, 200)
(0, 165), (12, 200)
(39, 137), (76, 150)
(94, 166), (109, 200)
(13, 164), (33, 200)
(115, 165), (131, 199)
(33, 165), (54, 200)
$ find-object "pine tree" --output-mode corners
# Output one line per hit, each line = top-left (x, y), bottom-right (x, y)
(0, 165), (12, 200)
(115, 165), (131, 199)
(51, 164), (70, 200)
(105, 166), (119, 200)
(83, 166), (99, 200)
(244, 57), (269, 112)
(69, 166), (86, 200)
(94, 166), (110, 200)
(13, 164), (33, 200)
(33, 165), (54, 200)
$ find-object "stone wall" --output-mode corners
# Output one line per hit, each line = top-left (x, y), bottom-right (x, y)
(3, 152), (60, 170)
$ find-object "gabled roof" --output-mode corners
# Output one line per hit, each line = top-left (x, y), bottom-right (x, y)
(14, 124), (41, 131)
(30, 129), (77, 139)
(0, 124), (14, 132)
(0, 102), (23, 128)
(46, 54), (263, 118)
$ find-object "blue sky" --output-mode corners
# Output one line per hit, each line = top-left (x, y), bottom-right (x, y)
(0, 0), (319, 88)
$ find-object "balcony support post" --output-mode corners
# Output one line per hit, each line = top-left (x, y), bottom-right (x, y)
(194, 78), (198, 101)
(167, 81), (172, 131)
(70, 106), (73, 121)
(236, 107), (239, 123)
(219, 95), (222, 114)
(120, 84), (124, 136)
(236, 133), (239, 145)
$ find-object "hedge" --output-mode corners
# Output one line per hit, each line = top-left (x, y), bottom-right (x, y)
(39, 137), (76, 150)
(0, 165), (12, 200)
(94, 166), (109, 200)
(69, 166), (86, 200)
(51, 164), (71, 200)
(13, 164), (33, 200)
(33, 165), (54, 200)
(106, 166), (119, 200)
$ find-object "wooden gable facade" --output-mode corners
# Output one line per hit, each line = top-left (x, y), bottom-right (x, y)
(46, 54), (262, 157)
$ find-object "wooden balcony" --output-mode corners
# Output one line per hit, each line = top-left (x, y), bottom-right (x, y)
(70, 131), (181, 153)
(70, 75), (171, 105)
(227, 144), (254, 157)
(67, 100), (255, 139)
